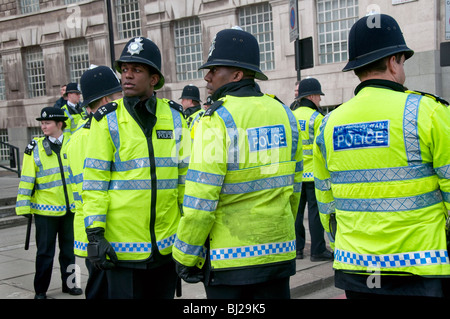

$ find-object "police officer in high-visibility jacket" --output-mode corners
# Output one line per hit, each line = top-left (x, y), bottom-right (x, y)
(292, 77), (333, 262)
(67, 65), (123, 299)
(16, 107), (81, 299)
(173, 27), (303, 299)
(81, 37), (190, 299)
(61, 82), (85, 138)
(189, 96), (213, 142)
(180, 84), (202, 128)
(313, 14), (450, 298)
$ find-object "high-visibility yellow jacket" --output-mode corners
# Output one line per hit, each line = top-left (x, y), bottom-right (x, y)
(185, 105), (202, 128)
(173, 93), (303, 271)
(189, 110), (204, 141)
(62, 103), (85, 137)
(67, 115), (93, 257)
(16, 136), (74, 217)
(292, 100), (323, 182)
(313, 80), (450, 277)
(81, 97), (190, 262)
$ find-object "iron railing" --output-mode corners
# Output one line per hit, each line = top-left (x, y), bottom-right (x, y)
(0, 141), (21, 177)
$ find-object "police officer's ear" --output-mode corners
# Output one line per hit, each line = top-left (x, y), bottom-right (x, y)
(232, 69), (245, 82)
(387, 53), (404, 74)
(149, 73), (161, 88)
(57, 120), (66, 131)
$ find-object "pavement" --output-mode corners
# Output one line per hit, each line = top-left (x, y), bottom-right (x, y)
(0, 175), (343, 300)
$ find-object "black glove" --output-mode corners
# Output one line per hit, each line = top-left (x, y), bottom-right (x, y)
(86, 227), (118, 270)
(175, 260), (204, 283)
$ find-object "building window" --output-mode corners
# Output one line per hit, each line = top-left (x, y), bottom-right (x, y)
(0, 56), (5, 100)
(115, 0), (141, 39)
(24, 47), (46, 98)
(67, 38), (90, 83)
(0, 129), (8, 162)
(30, 127), (44, 139)
(174, 18), (203, 81)
(238, 3), (275, 71)
(317, 0), (358, 65)
(20, 0), (39, 14)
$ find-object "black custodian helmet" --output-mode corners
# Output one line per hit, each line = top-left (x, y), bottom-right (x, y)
(343, 14), (414, 72)
(80, 65), (122, 107)
(199, 27), (268, 81)
(297, 78), (324, 99)
(114, 37), (165, 90)
(179, 84), (201, 102)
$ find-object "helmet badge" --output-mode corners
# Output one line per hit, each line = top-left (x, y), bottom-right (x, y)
(127, 37), (144, 56)
(208, 35), (216, 58)
(42, 111), (47, 118)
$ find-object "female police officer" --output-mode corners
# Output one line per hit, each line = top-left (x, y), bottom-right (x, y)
(16, 107), (81, 299)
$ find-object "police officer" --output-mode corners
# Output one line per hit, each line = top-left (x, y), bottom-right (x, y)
(292, 77), (333, 262)
(313, 14), (450, 298)
(289, 81), (300, 110)
(188, 96), (214, 142)
(180, 84), (202, 127)
(81, 37), (190, 299)
(61, 82), (84, 137)
(67, 65), (123, 299)
(173, 27), (303, 299)
(53, 84), (67, 108)
(16, 107), (81, 299)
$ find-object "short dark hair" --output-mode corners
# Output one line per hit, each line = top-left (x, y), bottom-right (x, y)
(354, 53), (404, 79)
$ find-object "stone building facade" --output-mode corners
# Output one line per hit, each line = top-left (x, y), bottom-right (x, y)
(0, 0), (448, 162)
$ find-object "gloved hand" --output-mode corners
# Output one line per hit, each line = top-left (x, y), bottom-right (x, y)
(86, 227), (118, 270)
(174, 260), (204, 283)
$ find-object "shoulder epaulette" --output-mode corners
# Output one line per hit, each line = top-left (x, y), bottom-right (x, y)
(83, 116), (92, 129)
(93, 102), (118, 121)
(203, 100), (224, 117)
(168, 100), (184, 113)
(407, 90), (449, 106)
(24, 139), (37, 155)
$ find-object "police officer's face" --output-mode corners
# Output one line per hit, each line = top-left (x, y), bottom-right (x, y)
(120, 62), (160, 100)
(204, 66), (241, 95)
(40, 120), (63, 137)
(67, 92), (80, 104)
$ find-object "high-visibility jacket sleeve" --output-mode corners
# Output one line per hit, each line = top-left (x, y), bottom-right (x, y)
(178, 118), (190, 206)
(173, 115), (227, 267)
(81, 116), (113, 230)
(292, 117), (303, 219)
(429, 102), (450, 212)
(313, 114), (335, 249)
(16, 150), (36, 216)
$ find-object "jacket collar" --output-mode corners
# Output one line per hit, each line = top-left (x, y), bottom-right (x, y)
(212, 79), (263, 101)
(355, 79), (406, 96)
(293, 98), (318, 111)
(184, 105), (201, 118)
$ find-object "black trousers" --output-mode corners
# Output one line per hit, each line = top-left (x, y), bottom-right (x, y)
(34, 213), (75, 294)
(205, 277), (291, 299)
(295, 181), (327, 256)
(85, 259), (108, 299)
(105, 261), (178, 299)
